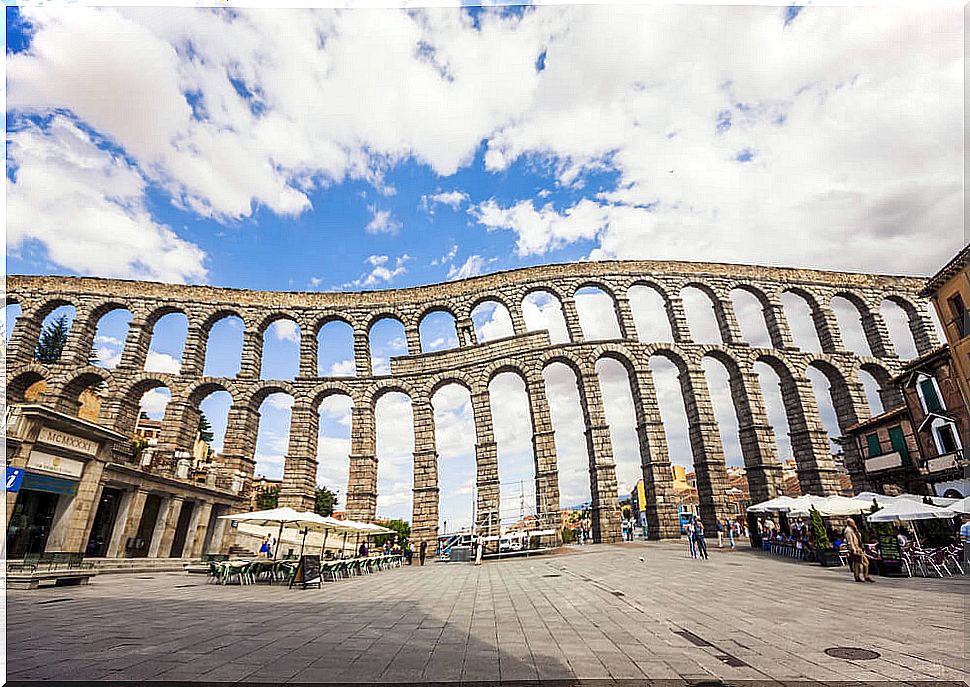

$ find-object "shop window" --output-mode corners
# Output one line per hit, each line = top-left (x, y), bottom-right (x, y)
(865, 432), (882, 458)
(948, 293), (968, 338)
(917, 377), (943, 414)
(888, 425), (910, 466)
(936, 423), (959, 455)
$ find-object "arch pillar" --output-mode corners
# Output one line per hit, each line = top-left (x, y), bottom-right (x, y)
(456, 317), (476, 347)
(560, 297), (585, 343)
(909, 305), (941, 354)
(666, 296), (693, 343)
(117, 319), (152, 371)
(405, 324), (422, 356)
(59, 307), (97, 367)
(527, 374), (561, 533)
(279, 403), (318, 510)
(578, 372), (622, 543)
(713, 298), (744, 345)
(764, 299), (797, 350)
(411, 398), (439, 548)
(614, 295), (639, 341)
(298, 329), (318, 378)
(861, 308), (898, 359)
(345, 403), (377, 520)
(733, 371), (784, 503)
(179, 325), (207, 377)
(508, 305), (527, 337)
(678, 367), (731, 528)
(826, 372), (873, 494)
(6, 308), (41, 365)
(782, 376), (841, 495)
(220, 405), (260, 496)
(813, 303), (847, 354)
(471, 388), (500, 535)
(354, 329), (372, 377)
(157, 399), (200, 456)
(238, 328), (263, 379)
(630, 365), (680, 539)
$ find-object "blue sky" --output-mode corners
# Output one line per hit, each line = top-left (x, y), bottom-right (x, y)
(5, 4), (960, 527)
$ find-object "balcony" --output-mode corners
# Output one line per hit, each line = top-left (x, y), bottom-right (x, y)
(925, 450), (966, 475)
(864, 451), (904, 473)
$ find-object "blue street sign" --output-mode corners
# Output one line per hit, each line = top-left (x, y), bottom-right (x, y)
(6, 467), (25, 493)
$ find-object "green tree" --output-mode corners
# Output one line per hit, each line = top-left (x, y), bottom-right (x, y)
(255, 486), (280, 510)
(374, 519), (410, 547)
(808, 507), (830, 549)
(34, 314), (69, 363)
(198, 413), (214, 444)
(313, 486), (338, 516)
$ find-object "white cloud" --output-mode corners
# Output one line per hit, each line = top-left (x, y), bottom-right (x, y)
(421, 189), (469, 214)
(364, 205), (402, 235)
(309, 276), (322, 288)
(471, 300), (515, 342)
(430, 243), (459, 266)
(7, 115), (207, 284)
(344, 254), (411, 289)
(263, 393), (294, 411)
(9, 6), (960, 273)
(138, 387), (171, 418)
(270, 319), (300, 343)
(328, 359), (356, 376)
(522, 291), (570, 344)
(446, 254), (489, 280)
(145, 350), (181, 374)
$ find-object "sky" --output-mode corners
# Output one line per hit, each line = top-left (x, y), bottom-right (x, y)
(4, 3), (962, 529)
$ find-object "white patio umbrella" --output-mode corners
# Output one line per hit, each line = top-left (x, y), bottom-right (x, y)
(947, 496), (970, 515)
(784, 494), (830, 517)
(813, 495), (873, 517)
(866, 499), (956, 523)
(219, 507), (342, 559)
(746, 495), (796, 513)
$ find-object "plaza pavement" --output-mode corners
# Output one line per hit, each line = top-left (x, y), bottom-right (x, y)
(5, 541), (969, 684)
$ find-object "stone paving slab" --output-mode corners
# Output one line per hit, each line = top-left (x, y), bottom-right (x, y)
(6, 542), (970, 684)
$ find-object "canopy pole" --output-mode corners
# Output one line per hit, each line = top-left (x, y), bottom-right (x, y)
(299, 527), (308, 560)
(355, 533), (361, 556)
(321, 529), (330, 556)
(342, 531), (348, 557)
(274, 521), (284, 559)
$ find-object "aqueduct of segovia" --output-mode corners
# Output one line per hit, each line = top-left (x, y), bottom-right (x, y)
(5, 260), (941, 547)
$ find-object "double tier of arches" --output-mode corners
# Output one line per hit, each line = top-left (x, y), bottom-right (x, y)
(5, 263), (941, 545)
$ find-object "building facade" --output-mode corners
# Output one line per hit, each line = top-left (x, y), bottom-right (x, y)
(921, 244), (970, 407)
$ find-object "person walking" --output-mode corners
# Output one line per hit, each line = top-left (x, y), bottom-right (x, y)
(419, 540), (427, 566)
(258, 534), (271, 559)
(727, 520), (736, 549)
(716, 521), (724, 548)
(694, 519), (709, 560)
(474, 535), (484, 566)
(686, 518), (697, 559)
(843, 519), (873, 583)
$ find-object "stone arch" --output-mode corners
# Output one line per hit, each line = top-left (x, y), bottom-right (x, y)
(418, 307), (460, 353)
(184, 379), (242, 409)
(249, 380), (299, 412)
(109, 374), (173, 439)
(481, 359), (534, 388)
(7, 366), (49, 404)
(679, 282), (725, 345)
(258, 313), (301, 381)
(830, 292), (876, 357)
(521, 288), (570, 345)
(780, 287), (829, 353)
(54, 366), (112, 418)
(755, 353), (840, 495)
(879, 295), (923, 359)
(427, 370), (477, 399)
(368, 314), (409, 376)
(573, 283), (622, 341)
(366, 378), (419, 406)
(309, 381), (357, 412)
(627, 281), (676, 343)
(470, 298), (516, 344)
(200, 310), (245, 378)
(84, 302), (134, 369)
(316, 317), (356, 378)
(729, 284), (775, 348)
(859, 361), (903, 410)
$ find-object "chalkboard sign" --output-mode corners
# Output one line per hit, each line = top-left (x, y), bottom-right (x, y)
(289, 555), (322, 589)
(877, 533), (903, 577)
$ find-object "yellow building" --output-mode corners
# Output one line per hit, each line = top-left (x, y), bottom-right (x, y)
(922, 244), (970, 407)
(670, 464), (688, 489)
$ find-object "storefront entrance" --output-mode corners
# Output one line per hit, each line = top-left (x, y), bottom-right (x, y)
(128, 493), (163, 558)
(85, 487), (124, 557)
(6, 490), (60, 558)
(169, 501), (195, 557)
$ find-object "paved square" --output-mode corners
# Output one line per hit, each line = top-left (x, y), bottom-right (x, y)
(6, 543), (969, 683)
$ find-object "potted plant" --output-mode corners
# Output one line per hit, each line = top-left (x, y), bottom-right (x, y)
(810, 507), (840, 567)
